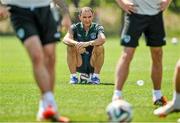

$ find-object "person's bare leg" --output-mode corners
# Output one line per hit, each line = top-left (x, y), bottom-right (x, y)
(174, 60), (180, 93)
(90, 46), (104, 74)
(173, 59), (180, 108)
(67, 46), (82, 74)
(150, 47), (166, 104)
(67, 46), (82, 84)
(112, 47), (135, 100)
(24, 36), (51, 93)
(150, 47), (163, 90)
(24, 36), (58, 119)
(115, 47), (135, 90)
(43, 43), (56, 91)
(154, 59), (180, 116)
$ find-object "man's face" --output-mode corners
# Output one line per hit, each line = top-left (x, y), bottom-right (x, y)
(79, 10), (94, 29)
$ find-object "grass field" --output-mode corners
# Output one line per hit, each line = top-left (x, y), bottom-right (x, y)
(0, 36), (180, 122)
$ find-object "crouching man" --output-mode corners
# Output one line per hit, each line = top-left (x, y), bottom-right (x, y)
(63, 6), (106, 84)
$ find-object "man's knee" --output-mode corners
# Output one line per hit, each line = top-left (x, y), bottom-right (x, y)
(31, 52), (44, 65)
(67, 46), (82, 67)
(46, 53), (55, 66)
(91, 46), (104, 67)
(151, 48), (163, 65)
(67, 46), (76, 54)
(121, 50), (134, 63)
(93, 45), (104, 55)
(121, 54), (131, 64)
(43, 48), (56, 66)
(152, 48), (163, 59)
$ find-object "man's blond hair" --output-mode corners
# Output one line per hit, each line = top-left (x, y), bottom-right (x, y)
(79, 6), (94, 16)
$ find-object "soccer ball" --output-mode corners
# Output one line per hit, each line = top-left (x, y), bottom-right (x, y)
(79, 73), (90, 84)
(106, 100), (132, 122)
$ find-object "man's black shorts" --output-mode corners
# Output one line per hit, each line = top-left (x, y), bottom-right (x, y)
(77, 52), (94, 74)
(121, 12), (166, 47)
(9, 5), (60, 45)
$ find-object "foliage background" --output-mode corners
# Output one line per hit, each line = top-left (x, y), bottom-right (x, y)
(0, 0), (180, 37)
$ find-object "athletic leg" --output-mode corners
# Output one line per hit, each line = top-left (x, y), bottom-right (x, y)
(67, 46), (82, 84)
(174, 59), (180, 93)
(90, 45), (104, 74)
(112, 47), (135, 100)
(150, 47), (167, 106)
(154, 59), (180, 116)
(150, 47), (163, 90)
(90, 45), (104, 84)
(24, 36), (51, 93)
(43, 43), (56, 91)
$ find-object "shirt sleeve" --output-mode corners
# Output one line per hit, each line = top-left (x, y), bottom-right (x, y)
(70, 24), (76, 34)
(97, 25), (105, 34)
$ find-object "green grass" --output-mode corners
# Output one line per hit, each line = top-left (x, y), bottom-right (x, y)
(0, 36), (180, 122)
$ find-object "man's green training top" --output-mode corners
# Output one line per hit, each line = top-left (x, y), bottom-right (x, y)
(71, 22), (104, 46)
(70, 22), (105, 73)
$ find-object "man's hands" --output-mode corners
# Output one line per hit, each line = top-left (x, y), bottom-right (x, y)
(116, 0), (171, 14)
(0, 6), (10, 21)
(116, 0), (136, 14)
(159, 0), (171, 11)
(74, 41), (92, 54)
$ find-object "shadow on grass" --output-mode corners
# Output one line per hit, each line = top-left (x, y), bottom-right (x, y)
(100, 82), (114, 85)
(76, 82), (114, 86)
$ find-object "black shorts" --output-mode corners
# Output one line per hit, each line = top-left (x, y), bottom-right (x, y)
(77, 50), (94, 74)
(121, 12), (166, 47)
(9, 5), (60, 45)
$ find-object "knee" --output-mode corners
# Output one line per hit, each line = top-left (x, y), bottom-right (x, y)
(67, 46), (76, 54)
(93, 46), (104, 55)
(151, 49), (163, 65)
(121, 51), (134, 63)
(45, 52), (56, 66)
(31, 52), (44, 65)
(152, 49), (163, 60)
(77, 61), (82, 67)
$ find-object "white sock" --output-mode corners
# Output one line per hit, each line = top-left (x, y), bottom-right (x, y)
(71, 73), (77, 78)
(37, 100), (45, 119)
(173, 91), (180, 109)
(114, 90), (122, 96)
(43, 91), (57, 111)
(152, 90), (162, 102)
(39, 100), (43, 108)
(89, 73), (93, 78)
(112, 90), (122, 101)
(93, 73), (99, 78)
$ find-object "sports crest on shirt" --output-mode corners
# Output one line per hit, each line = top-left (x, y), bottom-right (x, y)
(90, 33), (96, 40)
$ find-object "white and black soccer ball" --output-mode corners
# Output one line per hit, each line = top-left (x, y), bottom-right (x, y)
(106, 100), (132, 122)
(79, 73), (90, 84)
